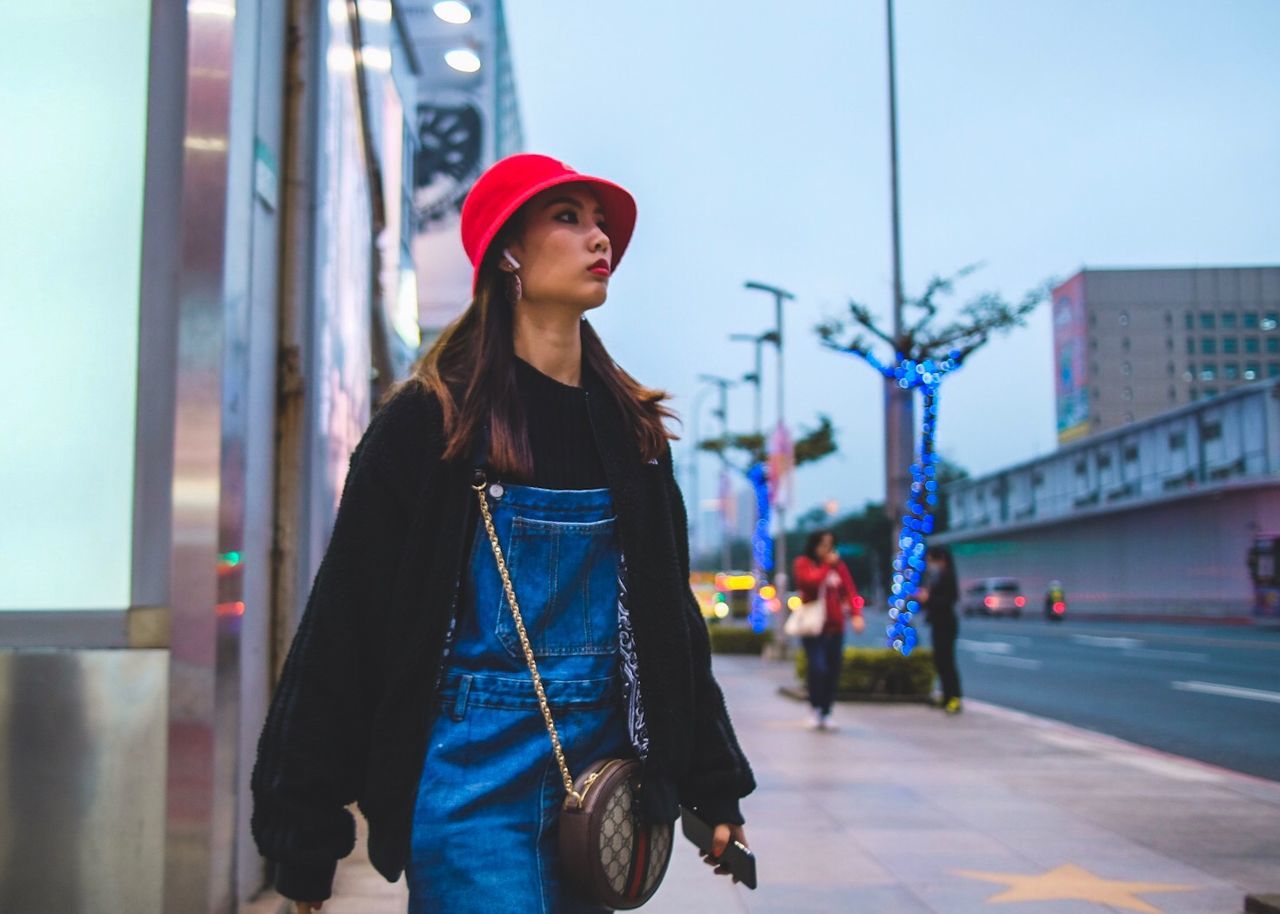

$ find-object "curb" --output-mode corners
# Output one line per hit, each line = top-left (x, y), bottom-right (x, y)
(1246, 894), (1280, 914)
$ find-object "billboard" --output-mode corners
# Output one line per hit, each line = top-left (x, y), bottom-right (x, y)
(1054, 272), (1091, 444)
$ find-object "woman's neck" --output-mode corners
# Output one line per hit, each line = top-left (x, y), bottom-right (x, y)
(512, 304), (583, 388)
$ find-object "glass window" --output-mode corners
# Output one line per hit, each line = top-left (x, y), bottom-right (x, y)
(1245, 362), (1260, 380)
(1200, 365), (1217, 381)
(1122, 337), (1131, 352)
(1244, 312), (1259, 330)
(1199, 313), (1216, 330)
(1224, 337), (1239, 354)
(1123, 387), (1133, 401)
(1168, 387), (1177, 401)
(1222, 313), (1238, 330)
(1186, 337), (1195, 354)
(1246, 337), (1260, 354)
(1269, 338), (1280, 354)
(1224, 364), (1240, 380)
(1189, 388), (1199, 402)
(1204, 387), (1219, 398)
(1264, 313), (1279, 331)
(1119, 311), (1130, 327)
(1201, 338), (1217, 355)
(1122, 361), (1132, 377)
(1185, 312), (1194, 330)
(1270, 363), (1280, 378)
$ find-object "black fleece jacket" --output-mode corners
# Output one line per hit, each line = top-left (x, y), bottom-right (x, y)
(250, 369), (755, 903)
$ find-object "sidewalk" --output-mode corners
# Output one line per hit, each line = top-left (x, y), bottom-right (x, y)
(252, 654), (1280, 913)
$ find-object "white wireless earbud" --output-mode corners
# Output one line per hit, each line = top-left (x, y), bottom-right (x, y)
(502, 249), (521, 271)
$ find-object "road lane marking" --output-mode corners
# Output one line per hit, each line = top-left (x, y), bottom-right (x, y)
(973, 654), (1043, 670)
(1172, 680), (1280, 704)
(1072, 634), (1144, 649)
(1121, 648), (1209, 663)
(958, 639), (1016, 655)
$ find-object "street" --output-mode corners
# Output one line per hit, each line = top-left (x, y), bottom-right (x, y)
(948, 617), (1280, 782)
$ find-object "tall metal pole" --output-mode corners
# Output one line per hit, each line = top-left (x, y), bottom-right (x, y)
(884, 0), (915, 521)
(729, 332), (767, 440)
(744, 282), (795, 590)
(688, 383), (716, 566)
(698, 374), (737, 571)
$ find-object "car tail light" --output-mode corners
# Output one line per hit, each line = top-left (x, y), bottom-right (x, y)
(1015, 596), (1026, 607)
(984, 595), (996, 608)
(1053, 601), (1066, 614)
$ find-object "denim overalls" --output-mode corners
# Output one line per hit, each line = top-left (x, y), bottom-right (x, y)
(408, 483), (632, 914)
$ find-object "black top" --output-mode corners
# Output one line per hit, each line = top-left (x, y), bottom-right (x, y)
(923, 567), (959, 623)
(515, 356), (607, 489)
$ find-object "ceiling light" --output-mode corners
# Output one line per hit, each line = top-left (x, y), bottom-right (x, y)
(444, 47), (481, 73)
(433, 1), (472, 24)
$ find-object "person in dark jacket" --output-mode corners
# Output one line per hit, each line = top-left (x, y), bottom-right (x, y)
(251, 154), (754, 913)
(792, 530), (865, 730)
(917, 545), (963, 714)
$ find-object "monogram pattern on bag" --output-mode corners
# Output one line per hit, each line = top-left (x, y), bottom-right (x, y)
(596, 776), (674, 897)
(599, 785), (638, 893)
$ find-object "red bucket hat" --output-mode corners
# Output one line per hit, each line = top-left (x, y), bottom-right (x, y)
(460, 153), (638, 296)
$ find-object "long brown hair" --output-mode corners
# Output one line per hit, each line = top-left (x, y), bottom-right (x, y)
(391, 240), (678, 479)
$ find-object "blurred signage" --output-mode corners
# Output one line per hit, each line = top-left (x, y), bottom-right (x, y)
(1053, 272), (1091, 444)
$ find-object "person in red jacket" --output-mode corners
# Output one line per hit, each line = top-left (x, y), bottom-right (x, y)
(792, 529), (866, 730)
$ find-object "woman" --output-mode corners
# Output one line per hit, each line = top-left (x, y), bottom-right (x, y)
(251, 154), (754, 913)
(917, 545), (962, 714)
(792, 530), (865, 730)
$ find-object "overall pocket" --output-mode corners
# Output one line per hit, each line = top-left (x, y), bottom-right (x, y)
(495, 515), (619, 659)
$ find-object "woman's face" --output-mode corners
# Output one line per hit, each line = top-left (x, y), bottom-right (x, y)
(816, 534), (835, 560)
(505, 185), (612, 313)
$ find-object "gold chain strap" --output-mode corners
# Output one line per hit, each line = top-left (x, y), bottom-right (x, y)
(472, 482), (602, 809)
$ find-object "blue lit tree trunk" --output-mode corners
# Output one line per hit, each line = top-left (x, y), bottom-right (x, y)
(818, 268), (1049, 655)
(746, 462), (773, 633)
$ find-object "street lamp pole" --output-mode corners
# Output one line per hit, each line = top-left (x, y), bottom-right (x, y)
(729, 331), (771, 440)
(884, 0), (914, 520)
(688, 383), (717, 565)
(698, 373), (738, 572)
(744, 281), (795, 590)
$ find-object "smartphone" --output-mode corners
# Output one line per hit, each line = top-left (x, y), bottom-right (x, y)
(679, 806), (758, 890)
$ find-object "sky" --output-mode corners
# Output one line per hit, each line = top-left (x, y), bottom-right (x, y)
(503, 0), (1280, 550)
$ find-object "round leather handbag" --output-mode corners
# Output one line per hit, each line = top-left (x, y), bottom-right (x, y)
(474, 480), (674, 909)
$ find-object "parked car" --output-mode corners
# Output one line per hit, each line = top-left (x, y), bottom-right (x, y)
(961, 578), (1027, 617)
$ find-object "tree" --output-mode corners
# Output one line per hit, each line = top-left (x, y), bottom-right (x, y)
(697, 415), (838, 632)
(816, 267), (1049, 654)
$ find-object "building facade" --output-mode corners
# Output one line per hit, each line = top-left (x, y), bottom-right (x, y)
(940, 379), (1280, 616)
(0, 2), (520, 912)
(1053, 266), (1280, 444)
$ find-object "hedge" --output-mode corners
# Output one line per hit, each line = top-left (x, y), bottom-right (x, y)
(707, 625), (774, 655)
(795, 646), (935, 698)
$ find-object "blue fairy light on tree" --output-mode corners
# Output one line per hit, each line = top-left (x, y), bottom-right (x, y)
(818, 266), (1050, 654)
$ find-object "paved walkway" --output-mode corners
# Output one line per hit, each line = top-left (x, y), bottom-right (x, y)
(248, 655), (1280, 913)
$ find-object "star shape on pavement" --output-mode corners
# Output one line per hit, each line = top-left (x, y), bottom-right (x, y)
(952, 863), (1197, 913)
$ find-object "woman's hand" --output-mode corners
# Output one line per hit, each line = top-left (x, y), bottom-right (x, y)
(851, 613), (866, 635)
(916, 587), (930, 602)
(701, 824), (749, 882)
(294, 902), (323, 913)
